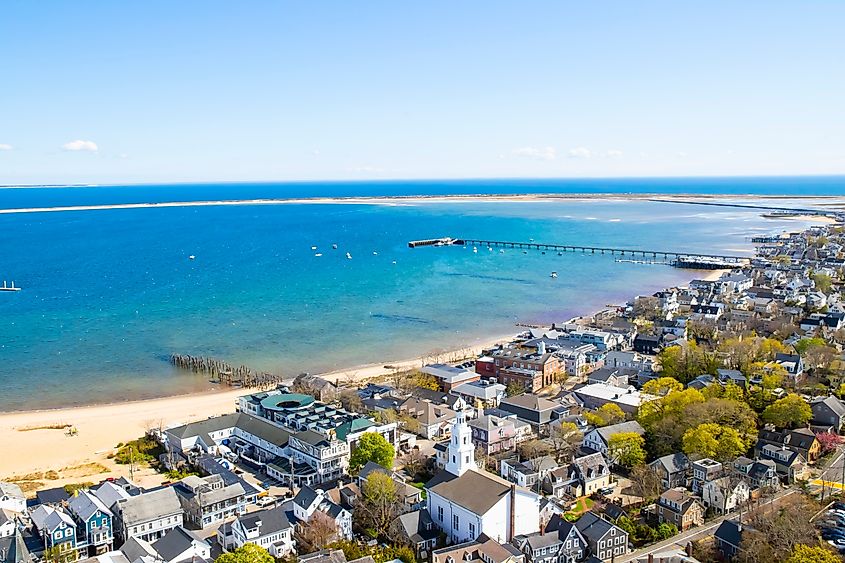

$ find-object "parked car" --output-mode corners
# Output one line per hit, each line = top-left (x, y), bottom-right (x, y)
(256, 495), (277, 508)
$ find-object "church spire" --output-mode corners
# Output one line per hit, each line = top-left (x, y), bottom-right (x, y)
(445, 412), (475, 476)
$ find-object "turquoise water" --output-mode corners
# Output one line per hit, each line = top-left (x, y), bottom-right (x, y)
(0, 179), (841, 411)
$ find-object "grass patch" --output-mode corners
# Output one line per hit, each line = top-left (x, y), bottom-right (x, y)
(564, 497), (595, 520)
(165, 469), (198, 480)
(113, 436), (164, 465)
(12, 480), (43, 494)
(63, 462), (109, 478)
(64, 482), (94, 495)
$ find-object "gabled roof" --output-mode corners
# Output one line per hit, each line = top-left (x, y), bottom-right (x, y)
(293, 486), (320, 510)
(714, 520), (742, 548)
(395, 509), (439, 544)
(151, 527), (207, 562)
(426, 470), (514, 516)
(500, 394), (560, 412)
(116, 487), (182, 525)
(573, 512), (622, 542)
(650, 453), (689, 475)
(0, 482), (24, 500)
(358, 461), (391, 482)
(119, 536), (157, 562)
(237, 505), (292, 536)
(92, 482), (132, 510)
(592, 421), (645, 445)
(69, 490), (113, 521)
(812, 396), (845, 418)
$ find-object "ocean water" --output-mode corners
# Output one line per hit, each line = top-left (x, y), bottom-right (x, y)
(0, 178), (842, 411)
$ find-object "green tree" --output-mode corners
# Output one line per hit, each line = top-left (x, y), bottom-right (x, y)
(794, 337), (827, 355)
(356, 472), (402, 539)
(586, 403), (626, 427)
(722, 381), (745, 402)
(608, 432), (646, 467)
(684, 398), (758, 450)
(682, 423), (747, 461)
(784, 544), (840, 563)
(813, 273), (834, 294)
(762, 394), (812, 428)
(505, 382), (525, 397)
(216, 544), (275, 563)
(637, 388), (704, 432)
(549, 422), (583, 463)
(641, 377), (684, 396)
(656, 522), (678, 540)
(349, 432), (395, 473)
(43, 545), (79, 563)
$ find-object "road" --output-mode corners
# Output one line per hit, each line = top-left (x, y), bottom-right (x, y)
(811, 449), (845, 493)
(615, 489), (797, 563)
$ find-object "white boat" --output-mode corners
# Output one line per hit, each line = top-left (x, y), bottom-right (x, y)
(488, 247), (493, 251)
(550, 271), (558, 278)
(346, 252), (352, 259)
(499, 249), (505, 253)
(373, 251), (378, 255)
(332, 244), (338, 249)
(189, 255), (195, 260)
(472, 246), (478, 253)
(315, 253), (323, 257)
(0, 281), (21, 292)
(392, 260), (397, 264)
(311, 246), (317, 250)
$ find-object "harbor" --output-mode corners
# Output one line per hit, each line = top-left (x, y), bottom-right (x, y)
(0, 280), (21, 292)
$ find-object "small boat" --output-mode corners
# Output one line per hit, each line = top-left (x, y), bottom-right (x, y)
(499, 249), (505, 253)
(332, 244), (338, 249)
(391, 260), (397, 265)
(311, 246), (317, 250)
(0, 281), (21, 292)
(550, 271), (558, 278)
(373, 251), (378, 255)
(346, 252), (352, 259)
(314, 253), (323, 257)
(472, 246), (478, 253)
(488, 247), (493, 252)
(522, 250), (527, 254)
(189, 255), (196, 260)
(557, 252), (563, 256)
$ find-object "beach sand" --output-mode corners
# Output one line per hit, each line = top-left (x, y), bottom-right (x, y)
(0, 334), (510, 490)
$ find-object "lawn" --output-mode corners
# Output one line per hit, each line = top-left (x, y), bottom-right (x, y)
(563, 497), (595, 521)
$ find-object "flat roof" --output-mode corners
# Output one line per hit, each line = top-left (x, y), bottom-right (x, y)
(260, 393), (316, 411)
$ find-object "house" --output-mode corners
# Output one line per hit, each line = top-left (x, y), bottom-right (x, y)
(655, 488), (704, 532)
(633, 335), (661, 355)
(392, 509), (439, 560)
(810, 396), (845, 432)
(649, 453), (689, 490)
(31, 505), (77, 558)
(773, 353), (804, 383)
(0, 528), (32, 563)
(0, 484), (25, 514)
(687, 374), (715, 391)
(422, 364), (481, 391)
(425, 414), (541, 544)
(587, 367), (631, 388)
(431, 534), (525, 563)
(292, 374), (339, 402)
(733, 457), (779, 490)
(399, 398), (457, 440)
(68, 490), (114, 556)
(469, 415), (520, 454)
(582, 421), (645, 459)
(690, 459), (723, 494)
(0, 510), (15, 539)
(569, 383), (655, 416)
(716, 369), (747, 389)
(701, 477), (751, 515)
(755, 427), (820, 464)
(486, 342), (562, 392)
(219, 505), (295, 557)
(500, 456), (559, 491)
(756, 445), (810, 483)
(150, 527), (211, 563)
(713, 520), (743, 560)
(112, 487), (184, 543)
(571, 512), (629, 562)
(512, 521), (588, 563)
(544, 452), (611, 499)
(498, 395), (567, 434)
(451, 380), (507, 408)
(292, 486), (352, 541)
(174, 474), (246, 529)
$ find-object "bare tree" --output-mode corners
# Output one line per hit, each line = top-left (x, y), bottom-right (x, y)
(295, 510), (338, 553)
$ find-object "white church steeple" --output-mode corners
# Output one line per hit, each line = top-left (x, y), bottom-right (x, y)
(445, 413), (475, 476)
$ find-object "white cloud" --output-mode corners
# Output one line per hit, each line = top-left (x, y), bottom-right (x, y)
(62, 140), (98, 152)
(512, 146), (556, 161)
(0, 143), (13, 151)
(605, 149), (623, 158)
(568, 147), (593, 159)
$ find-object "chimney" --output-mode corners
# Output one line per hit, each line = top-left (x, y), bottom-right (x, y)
(647, 554), (654, 563)
(686, 542), (693, 556)
(509, 484), (517, 542)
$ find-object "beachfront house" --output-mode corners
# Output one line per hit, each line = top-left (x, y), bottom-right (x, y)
(113, 487), (184, 543)
(173, 474), (246, 529)
(30, 505), (78, 558)
(67, 490), (114, 556)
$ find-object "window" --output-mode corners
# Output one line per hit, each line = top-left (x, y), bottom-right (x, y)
(453, 514), (459, 528)
(438, 506), (444, 522)
(469, 523), (475, 537)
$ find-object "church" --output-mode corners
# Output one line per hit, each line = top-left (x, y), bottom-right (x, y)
(425, 413), (541, 544)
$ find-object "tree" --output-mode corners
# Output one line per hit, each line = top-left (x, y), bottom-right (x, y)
(642, 377), (684, 397)
(628, 464), (662, 501)
(794, 337), (827, 355)
(637, 388), (704, 432)
(722, 382), (745, 402)
(784, 544), (840, 563)
(355, 472), (402, 539)
(549, 422), (583, 464)
(608, 432), (646, 467)
(813, 273), (834, 294)
(762, 394), (812, 428)
(586, 403), (626, 427)
(655, 522), (678, 540)
(684, 398), (758, 450)
(506, 382), (524, 397)
(43, 545), (79, 563)
(349, 433), (395, 473)
(816, 431), (844, 454)
(295, 510), (338, 553)
(400, 448), (428, 480)
(518, 439), (552, 463)
(656, 342), (718, 383)
(339, 390), (365, 413)
(216, 544), (275, 563)
(682, 423), (746, 461)
(410, 371), (440, 391)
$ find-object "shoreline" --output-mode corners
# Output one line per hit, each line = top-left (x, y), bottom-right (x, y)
(2, 192), (844, 215)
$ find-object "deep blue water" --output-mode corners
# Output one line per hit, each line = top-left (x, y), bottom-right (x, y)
(0, 178), (842, 411)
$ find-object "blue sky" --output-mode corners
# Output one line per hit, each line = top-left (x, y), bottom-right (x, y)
(1, 1), (843, 184)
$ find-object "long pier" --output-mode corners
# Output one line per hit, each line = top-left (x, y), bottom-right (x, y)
(408, 237), (751, 267)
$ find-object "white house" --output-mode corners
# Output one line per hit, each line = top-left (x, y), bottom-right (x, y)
(0, 482), (26, 514)
(291, 486), (352, 541)
(112, 487), (184, 543)
(425, 414), (541, 544)
(702, 477), (751, 515)
(219, 506), (295, 557)
(582, 421), (645, 458)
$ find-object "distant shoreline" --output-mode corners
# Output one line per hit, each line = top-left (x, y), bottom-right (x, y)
(2, 192), (844, 215)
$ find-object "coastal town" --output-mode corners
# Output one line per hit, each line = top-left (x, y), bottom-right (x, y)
(7, 221), (845, 563)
